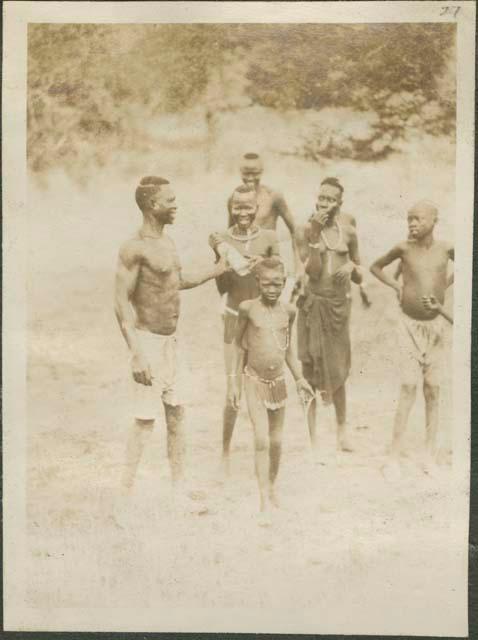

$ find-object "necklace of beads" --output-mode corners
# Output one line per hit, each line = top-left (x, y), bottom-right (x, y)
(228, 225), (260, 252)
(320, 221), (342, 251)
(320, 222), (343, 274)
(264, 302), (289, 351)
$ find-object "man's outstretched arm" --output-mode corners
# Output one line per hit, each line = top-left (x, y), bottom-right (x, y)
(179, 255), (228, 290)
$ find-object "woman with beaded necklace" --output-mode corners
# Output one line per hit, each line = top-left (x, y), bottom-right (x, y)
(295, 178), (364, 454)
(209, 185), (280, 474)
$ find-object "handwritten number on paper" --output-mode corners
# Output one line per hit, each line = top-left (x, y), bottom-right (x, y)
(440, 6), (461, 18)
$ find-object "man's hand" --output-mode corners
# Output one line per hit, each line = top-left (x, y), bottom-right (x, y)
(244, 254), (263, 271)
(310, 211), (329, 230)
(296, 378), (314, 403)
(214, 254), (230, 276)
(208, 232), (223, 251)
(132, 352), (153, 386)
(333, 261), (354, 284)
(422, 294), (442, 313)
(227, 376), (241, 410)
(359, 284), (372, 308)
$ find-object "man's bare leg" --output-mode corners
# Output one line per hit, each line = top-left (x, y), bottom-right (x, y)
(390, 384), (417, 459)
(121, 418), (155, 490)
(307, 396), (318, 448)
(423, 382), (440, 471)
(333, 385), (353, 452)
(268, 407), (285, 507)
(222, 405), (239, 471)
(164, 403), (185, 484)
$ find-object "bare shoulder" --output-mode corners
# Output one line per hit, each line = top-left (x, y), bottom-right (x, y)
(238, 299), (254, 316)
(118, 235), (144, 267)
(342, 223), (357, 241)
(340, 212), (357, 227)
(394, 240), (409, 254)
(435, 239), (454, 254)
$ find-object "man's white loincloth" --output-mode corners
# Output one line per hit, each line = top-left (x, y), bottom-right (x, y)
(132, 329), (186, 419)
(396, 312), (446, 386)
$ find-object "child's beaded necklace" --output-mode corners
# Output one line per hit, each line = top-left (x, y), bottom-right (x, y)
(263, 301), (289, 351)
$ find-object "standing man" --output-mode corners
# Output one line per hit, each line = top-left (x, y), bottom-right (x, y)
(114, 176), (227, 491)
(228, 153), (302, 276)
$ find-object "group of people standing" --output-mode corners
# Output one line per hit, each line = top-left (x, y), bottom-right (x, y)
(114, 152), (454, 516)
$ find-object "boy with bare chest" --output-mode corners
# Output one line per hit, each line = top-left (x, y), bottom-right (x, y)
(370, 201), (454, 472)
(229, 258), (312, 517)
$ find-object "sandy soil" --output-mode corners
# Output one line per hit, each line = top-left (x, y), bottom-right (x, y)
(24, 150), (461, 633)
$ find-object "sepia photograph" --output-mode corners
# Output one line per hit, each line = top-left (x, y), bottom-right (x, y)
(2, 1), (475, 635)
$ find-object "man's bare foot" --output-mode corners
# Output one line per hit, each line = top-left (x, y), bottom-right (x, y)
(258, 508), (272, 527)
(421, 453), (438, 477)
(269, 487), (280, 509)
(221, 455), (231, 478)
(338, 436), (354, 452)
(310, 446), (329, 466)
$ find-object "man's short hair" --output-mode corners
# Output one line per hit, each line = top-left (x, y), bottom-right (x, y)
(135, 176), (169, 212)
(232, 184), (257, 198)
(321, 177), (344, 196)
(408, 200), (439, 220)
(240, 153), (263, 172)
(256, 256), (286, 277)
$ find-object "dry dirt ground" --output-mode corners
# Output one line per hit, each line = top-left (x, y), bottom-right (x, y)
(24, 148), (463, 633)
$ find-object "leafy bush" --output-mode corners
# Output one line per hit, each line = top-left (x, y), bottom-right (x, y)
(27, 23), (455, 177)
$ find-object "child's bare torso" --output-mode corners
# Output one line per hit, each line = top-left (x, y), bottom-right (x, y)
(130, 234), (181, 335)
(245, 299), (289, 380)
(400, 240), (450, 321)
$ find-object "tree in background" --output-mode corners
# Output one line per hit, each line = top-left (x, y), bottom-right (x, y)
(27, 23), (455, 178)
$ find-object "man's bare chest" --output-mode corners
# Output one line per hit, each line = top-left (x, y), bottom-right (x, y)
(403, 247), (447, 275)
(139, 243), (181, 282)
(256, 190), (277, 223)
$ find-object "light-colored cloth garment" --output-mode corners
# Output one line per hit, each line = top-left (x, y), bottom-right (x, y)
(132, 329), (186, 419)
(396, 312), (445, 385)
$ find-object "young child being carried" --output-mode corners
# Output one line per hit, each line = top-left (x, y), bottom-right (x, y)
(229, 257), (313, 517)
(370, 200), (454, 474)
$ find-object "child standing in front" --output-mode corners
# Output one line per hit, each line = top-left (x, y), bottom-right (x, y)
(229, 257), (313, 517)
(370, 201), (454, 473)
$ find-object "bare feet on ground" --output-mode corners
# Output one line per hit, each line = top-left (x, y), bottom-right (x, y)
(269, 486), (280, 509)
(338, 435), (354, 453)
